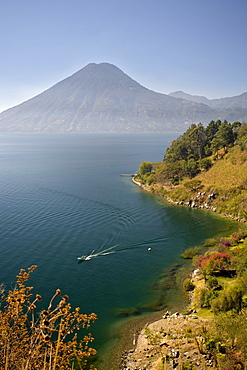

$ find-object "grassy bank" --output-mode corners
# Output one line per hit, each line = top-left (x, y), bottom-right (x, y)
(134, 122), (247, 223)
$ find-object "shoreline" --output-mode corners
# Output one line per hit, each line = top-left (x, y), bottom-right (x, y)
(121, 311), (213, 370)
(100, 261), (191, 370)
(103, 265), (209, 370)
(100, 177), (240, 369)
(100, 177), (242, 370)
(104, 308), (189, 370)
(132, 177), (246, 223)
(104, 311), (165, 370)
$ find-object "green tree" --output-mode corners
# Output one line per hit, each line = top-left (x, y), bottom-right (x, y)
(164, 124), (207, 163)
(211, 122), (234, 153)
(231, 121), (242, 141)
(236, 122), (247, 150)
(188, 123), (207, 160)
(183, 159), (199, 178)
(199, 158), (212, 171)
(205, 120), (221, 142)
(162, 160), (186, 183)
(198, 252), (232, 276)
(164, 137), (189, 163)
(138, 161), (153, 175)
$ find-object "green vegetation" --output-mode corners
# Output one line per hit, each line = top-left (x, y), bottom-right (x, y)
(135, 119), (247, 221)
(1, 120), (246, 369)
(191, 227), (247, 312)
(186, 225), (247, 367)
(0, 266), (97, 370)
(134, 119), (247, 368)
(183, 279), (195, 291)
(134, 161), (155, 185)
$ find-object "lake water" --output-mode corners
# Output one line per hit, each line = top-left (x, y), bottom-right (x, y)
(0, 133), (236, 366)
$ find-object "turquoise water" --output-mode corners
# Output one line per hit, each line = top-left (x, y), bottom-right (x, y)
(0, 133), (236, 363)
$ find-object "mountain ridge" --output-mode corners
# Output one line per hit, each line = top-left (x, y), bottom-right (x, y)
(0, 63), (246, 133)
(169, 90), (247, 109)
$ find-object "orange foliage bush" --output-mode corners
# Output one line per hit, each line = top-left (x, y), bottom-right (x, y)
(0, 266), (97, 369)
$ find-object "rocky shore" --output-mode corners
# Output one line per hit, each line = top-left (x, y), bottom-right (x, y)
(116, 267), (213, 370)
(120, 312), (214, 370)
(103, 266), (205, 370)
(132, 178), (246, 223)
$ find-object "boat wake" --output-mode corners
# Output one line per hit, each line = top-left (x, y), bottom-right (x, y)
(77, 244), (118, 262)
(77, 232), (181, 262)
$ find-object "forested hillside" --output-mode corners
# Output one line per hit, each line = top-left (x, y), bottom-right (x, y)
(134, 120), (247, 369)
(135, 119), (247, 222)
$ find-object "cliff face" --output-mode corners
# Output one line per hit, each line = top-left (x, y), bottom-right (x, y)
(0, 63), (246, 133)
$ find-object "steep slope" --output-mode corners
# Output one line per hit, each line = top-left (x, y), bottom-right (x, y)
(0, 63), (217, 133)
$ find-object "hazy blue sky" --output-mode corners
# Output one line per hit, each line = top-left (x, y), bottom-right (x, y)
(0, 0), (246, 112)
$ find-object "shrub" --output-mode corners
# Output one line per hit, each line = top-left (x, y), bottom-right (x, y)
(206, 277), (220, 289)
(194, 287), (219, 309)
(168, 187), (190, 202)
(194, 288), (207, 308)
(203, 289), (219, 308)
(233, 253), (247, 276)
(184, 180), (202, 191)
(0, 266), (97, 370)
(220, 238), (232, 247)
(199, 158), (212, 170)
(197, 252), (232, 276)
(231, 233), (242, 243)
(205, 338), (218, 352)
(183, 279), (195, 291)
(212, 285), (243, 313)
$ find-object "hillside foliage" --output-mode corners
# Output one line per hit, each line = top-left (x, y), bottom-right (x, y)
(134, 120), (247, 367)
(0, 266), (97, 370)
(135, 119), (247, 221)
(180, 225), (247, 368)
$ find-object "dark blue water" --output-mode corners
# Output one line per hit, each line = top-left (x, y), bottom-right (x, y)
(0, 133), (236, 361)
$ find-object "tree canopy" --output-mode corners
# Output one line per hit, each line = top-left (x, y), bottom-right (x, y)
(160, 120), (246, 183)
